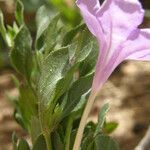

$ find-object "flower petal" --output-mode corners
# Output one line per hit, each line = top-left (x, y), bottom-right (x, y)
(77, 0), (145, 71)
(96, 0), (144, 62)
(123, 29), (150, 61)
(92, 46), (122, 92)
(76, 0), (102, 37)
(92, 28), (150, 92)
(97, 0), (144, 41)
(76, 0), (148, 93)
(76, 0), (106, 50)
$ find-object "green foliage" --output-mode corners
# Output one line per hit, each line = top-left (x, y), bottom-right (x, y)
(18, 139), (30, 150)
(94, 135), (119, 150)
(35, 5), (57, 50)
(52, 132), (64, 150)
(1, 1), (119, 149)
(12, 133), (30, 150)
(49, 0), (81, 26)
(0, 10), (7, 44)
(10, 26), (33, 82)
(62, 73), (93, 119)
(18, 85), (37, 130)
(104, 122), (118, 134)
(30, 117), (41, 143)
(95, 103), (110, 136)
(44, 14), (61, 54)
(38, 47), (69, 105)
(21, 0), (47, 12)
(15, 0), (24, 26)
(32, 134), (47, 150)
(62, 23), (86, 46)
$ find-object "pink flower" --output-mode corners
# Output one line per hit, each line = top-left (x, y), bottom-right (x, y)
(76, 0), (150, 93)
(73, 1), (150, 149)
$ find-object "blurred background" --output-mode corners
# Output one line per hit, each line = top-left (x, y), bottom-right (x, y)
(0, 0), (150, 150)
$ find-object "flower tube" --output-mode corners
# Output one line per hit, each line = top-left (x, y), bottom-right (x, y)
(73, 0), (150, 149)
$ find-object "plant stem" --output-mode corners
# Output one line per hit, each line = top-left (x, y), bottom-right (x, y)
(72, 92), (97, 150)
(64, 117), (73, 150)
(44, 133), (52, 150)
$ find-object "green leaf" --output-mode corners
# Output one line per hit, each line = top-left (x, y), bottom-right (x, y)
(44, 14), (61, 54)
(74, 29), (94, 63)
(45, 105), (62, 132)
(104, 122), (118, 134)
(94, 103), (110, 136)
(62, 73), (94, 119)
(52, 132), (64, 150)
(6, 22), (19, 47)
(21, 0), (46, 12)
(82, 132), (94, 150)
(35, 5), (56, 50)
(62, 24), (86, 46)
(17, 139), (30, 150)
(14, 109), (26, 130)
(94, 135), (119, 150)
(33, 134), (46, 150)
(49, 0), (81, 26)
(19, 85), (37, 130)
(0, 10), (7, 44)
(79, 39), (98, 76)
(72, 90), (90, 115)
(65, 29), (97, 78)
(38, 47), (69, 105)
(11, 96), (27, 129)
(59, 30), (96, 116)
(81, 122), (96, 150)
(38, 47), (69, 133)
(30, 117), (42, 143)
(15, 0), (24, 26)
(51, 58), (85, 107)
(10, 25), (33, 81)
(7, 25), (16, 46)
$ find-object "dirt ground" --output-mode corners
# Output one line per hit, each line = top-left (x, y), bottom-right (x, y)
(0, 61), (150, 150)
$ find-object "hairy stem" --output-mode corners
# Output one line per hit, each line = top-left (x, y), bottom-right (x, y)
(73, 92), (97, 150)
